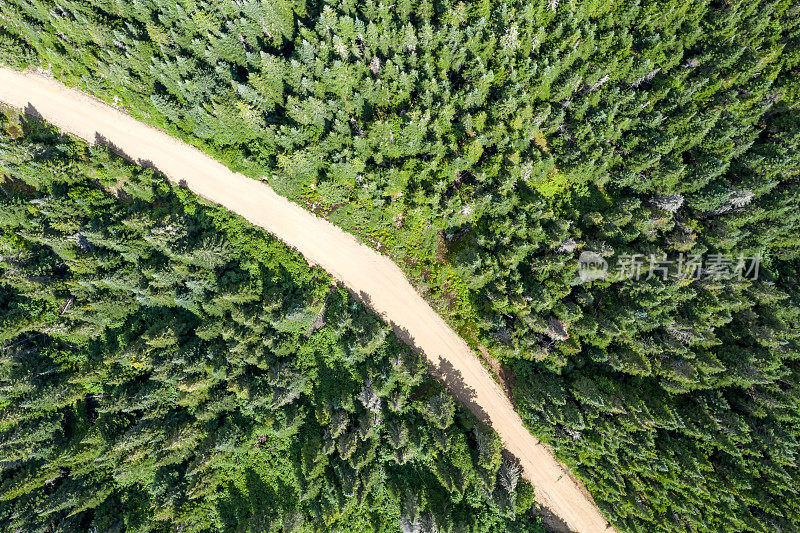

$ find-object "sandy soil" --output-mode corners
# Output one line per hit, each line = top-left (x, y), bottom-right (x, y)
(0, 67), (615, 533)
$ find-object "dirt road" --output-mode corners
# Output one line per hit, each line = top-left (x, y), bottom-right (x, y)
(0, 67), (614, 533)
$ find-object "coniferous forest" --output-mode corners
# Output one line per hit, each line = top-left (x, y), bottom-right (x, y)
(0, 111), (538, 531)
(1, 0), (800, 531)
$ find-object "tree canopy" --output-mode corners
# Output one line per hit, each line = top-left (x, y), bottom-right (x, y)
(1, 0), (800, 530)
(0, 112), (539, 532)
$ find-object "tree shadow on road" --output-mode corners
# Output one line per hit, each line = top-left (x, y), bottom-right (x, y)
(21, 104), (62, 144)
(354, 289), (490, 425)
(22, 103), (44, 121)
(94, 132), (164, 178)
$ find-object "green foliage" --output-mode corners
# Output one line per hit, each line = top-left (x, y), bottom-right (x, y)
(0, 113), (542, 532)
(2, 1), (800, 530)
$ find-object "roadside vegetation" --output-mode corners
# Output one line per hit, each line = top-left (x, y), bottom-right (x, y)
(0, 111), (539, 532)
(1, 0), (800, 530)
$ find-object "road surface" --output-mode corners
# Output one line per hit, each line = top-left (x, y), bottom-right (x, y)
(0, 67), (614, 533)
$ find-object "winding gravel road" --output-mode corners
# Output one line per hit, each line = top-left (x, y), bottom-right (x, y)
(0, 67), (614, 533)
